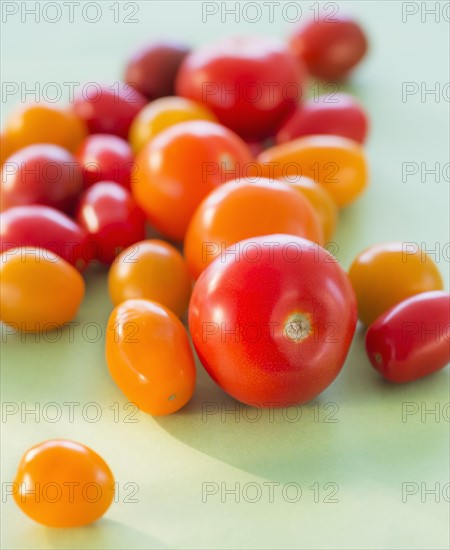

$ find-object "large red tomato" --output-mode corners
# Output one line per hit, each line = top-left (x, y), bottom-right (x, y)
(189, 235), (357, 407)
(176, 36), (306, 141)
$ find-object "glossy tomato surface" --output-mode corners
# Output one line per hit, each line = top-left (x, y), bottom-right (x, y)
(349, 242), (443, 326)
(106, 299), (196, 415)
(0, 205), (89, 270)
(132, 120), (253, 241)
(1, 144), (83, 213)
(73, 83), (147, 138)
(75, 134), (135, 189)
(189, 235), (357, 406)
(76, 181), (146, 264)
(0, 247), (85, 331)
(14, 439), (114, 527)
(366, 291), (450, 383)
(184, 178), (323, 279)
(176, 36), (306, 141)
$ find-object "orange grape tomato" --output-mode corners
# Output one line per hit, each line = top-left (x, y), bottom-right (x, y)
(128, 96), (217, 153)
(108, 239), (192, 317)
(14, 439), (114, 527)
(184, 178), (324, 279)
(257, 135), (368, 207)
(106, 299), (196, 415)
(0, 247), (85, 330)
(348, 242), (444, 326)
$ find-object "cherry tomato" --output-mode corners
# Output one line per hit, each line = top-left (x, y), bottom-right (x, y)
(1, 144), (83, 213)
(276, 93), (368, 144)
(0, 205), (89, 270)
(132, 120), (253, 241)
(124, 41), (190, 100)
(76, 182), (146, 264)
(189, 235), (357, 406)
(289, 15), (368, 81)
(0, 247), (85, 331)
(75, 134), (135, 189)
(3, 102), (87, 153)
(176, 36), (306, 141)
(283, 176), (338, 243)
(184, 178), (323, 279)
(106, 299), (196, 415)
(108, 239), (191, 317)
(257, 135), (368, 207)
(365, 291), (450, 383)
(129, 96), (217, 153)
(1, 132), (14, 165)
(73, 83), (147, 139)
(14, 439), (114, 527)
(348, 242), (444, 326)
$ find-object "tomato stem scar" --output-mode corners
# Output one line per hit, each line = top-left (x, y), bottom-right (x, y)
(283, 312), (312, 342)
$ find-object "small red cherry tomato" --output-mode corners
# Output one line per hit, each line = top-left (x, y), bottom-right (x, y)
(276, 93), (368, 144)
(365, 291), (450, 383)
(75, 134), (135, 189)
(73, 83), (147, 139)
(76, 181), (146, 264)
(0, 205), (89, 271)
(176, 36), (306, 141)
(289, 15), (368, 81)
(1, 144), (83, 214)
(124, 41), (190, 100)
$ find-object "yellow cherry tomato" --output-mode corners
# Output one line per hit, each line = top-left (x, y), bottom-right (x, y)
(108, 239), (191, 317)
(14, 439), (114, 527)
(348, 242), (444, 326)
(106, 299), (196, 415)
(4, 102), (87, 153)
(0, 247), (85, 331)
(128, 96), (217, 153)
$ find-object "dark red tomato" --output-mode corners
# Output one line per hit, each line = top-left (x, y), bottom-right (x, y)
(276, 93), (368, 144)
(75, 134), (135, 189)
(189, 234), (357, 407)
(0, 205), (90, 271)
(365, 291), (450, 383)
(1, 144), (83, 214)
(289, 15), (368, 81)
(76, 181), (146, 264)
(73, 83), (147, 139)
(176, 36), (306, 141)
(124, 41), (190, 100)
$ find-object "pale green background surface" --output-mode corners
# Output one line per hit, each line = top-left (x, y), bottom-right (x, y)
(1, 1), (449, 549)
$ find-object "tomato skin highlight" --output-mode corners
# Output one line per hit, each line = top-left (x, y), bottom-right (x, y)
(189, 235), (357, 407)
(365, 291), (450, 383)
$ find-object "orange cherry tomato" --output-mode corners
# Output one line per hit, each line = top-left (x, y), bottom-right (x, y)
(132, 120), (253, 241)
(14, 439), (114, 527)
(1, 132), (13, 165)
(108, 239), (191, 317)
(184, 178), (323, 279)
(348, 242), (444, 326)
(0, 247), (85, 331)
(257, 135), (368, 207)
(129, 96), (217, 153)
(282, 176), (338, 243)
(106, 299), (196, 415)
(4, 102), (87, 153)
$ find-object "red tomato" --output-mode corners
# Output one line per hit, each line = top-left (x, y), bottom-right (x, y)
(189, 235), (357, 406)
(0, 205), (89, 271)
(76, 182), (146, 264)
(75, 134), (135, 189)
(124, 41), (190, 100)
(365, 291), (450, 383)
(176, 36), (306, 141)
(73, 83), (147, 139)
(289, 15), (368, 81)
(276, 93), (368, 144)
(1, 144), (83, 213)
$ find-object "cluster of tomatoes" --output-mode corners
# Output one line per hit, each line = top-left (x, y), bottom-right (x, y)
(2, 13), (449, 528)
